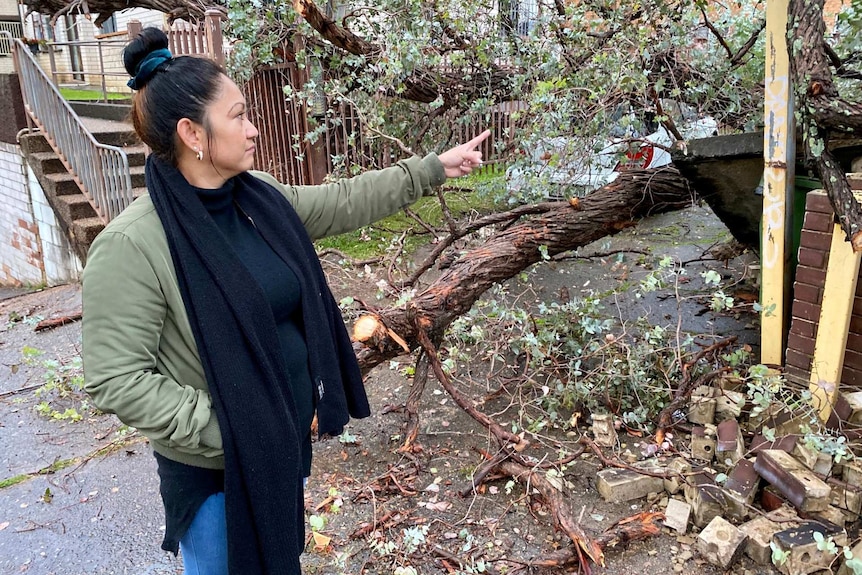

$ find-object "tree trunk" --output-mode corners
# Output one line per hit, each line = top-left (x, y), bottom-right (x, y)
(353, 166), (694, 372)
(789, 0), (862, 250)
(21, 0), (216, 26)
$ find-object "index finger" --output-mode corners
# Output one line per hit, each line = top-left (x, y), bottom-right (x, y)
(463, 129), (491, 150)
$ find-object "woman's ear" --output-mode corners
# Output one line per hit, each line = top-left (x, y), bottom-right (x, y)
(176, 118), (204, 153)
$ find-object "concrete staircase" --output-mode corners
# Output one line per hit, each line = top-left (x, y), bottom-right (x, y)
(18, 116), (147, 264)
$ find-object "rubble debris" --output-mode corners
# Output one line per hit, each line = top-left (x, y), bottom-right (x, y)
(664, 498), (691, 534)
(716, 419), (745, 467)
(696, 515), (747, 569)
(754, 450), (831, 512)
(771, 521), (847, 575)
(690, 426), (717, 462)
(739, 514), (788, 565)
(844, 390), (862, 424)
(838, 540), (862, 575)
(591, 413), (617, 448)
(596, 468), (664, 503)
(715, 389), (745, 421)
(688, 385), (717, 425)
(723, 458), (761, 520)
(684, 472), (723, 528)
(792, 442), (834, 476)
(662, 457), (691, 495)
(582, 373), (862, 575)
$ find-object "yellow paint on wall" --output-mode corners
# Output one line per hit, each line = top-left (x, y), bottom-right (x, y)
(761, 0), (795, 366)
(809, 224), (861, 421)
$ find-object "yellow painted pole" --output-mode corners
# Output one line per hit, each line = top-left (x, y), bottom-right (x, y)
(761, 0), (796, 366)
(809, 224), (861, 421)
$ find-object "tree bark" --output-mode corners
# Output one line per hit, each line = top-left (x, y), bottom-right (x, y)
(789, 0), (862, 250)
(353, 167), (694, 372)
(21, 0), (216, 26)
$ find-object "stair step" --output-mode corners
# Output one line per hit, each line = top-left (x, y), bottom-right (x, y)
(130, 165), (146, 188)
(125, 144), (148, 167)
(55, 194), (97, 221)
(80, 116), (140, 148)
(28, 151), (67, 175)
(18, 132), (53, 154)
(71, 217), (105, 247)
(43, 172), (82, 196)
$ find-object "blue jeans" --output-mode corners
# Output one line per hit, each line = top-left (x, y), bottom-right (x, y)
(180, 493), (228, 575)
(180, 480), (308, 574)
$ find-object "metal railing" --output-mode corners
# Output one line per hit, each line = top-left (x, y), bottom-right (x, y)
(0, 20), (22, 55)
(3, 31), (133, 223)
(45, 37), (132, 103)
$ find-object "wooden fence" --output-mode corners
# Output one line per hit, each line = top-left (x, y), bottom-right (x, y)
(129, 18), (519, 186)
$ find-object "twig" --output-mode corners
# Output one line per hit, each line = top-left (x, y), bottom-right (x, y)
(414, 320), (528, 451)
(34, 311), (82, 332)
(316, 248), (382, 267)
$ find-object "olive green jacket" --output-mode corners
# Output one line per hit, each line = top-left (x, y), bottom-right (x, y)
(82, 154), (445, 469)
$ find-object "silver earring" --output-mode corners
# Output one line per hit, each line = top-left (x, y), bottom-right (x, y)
(195, 148), (203, 161)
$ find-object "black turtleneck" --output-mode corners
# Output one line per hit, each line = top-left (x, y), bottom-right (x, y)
(195, 179), (314, 473)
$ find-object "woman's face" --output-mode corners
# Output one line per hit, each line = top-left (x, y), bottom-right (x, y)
(203, 75), (259, 179)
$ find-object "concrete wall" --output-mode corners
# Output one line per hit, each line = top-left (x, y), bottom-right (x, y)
(0, 0), (18, 18)
(0, 73), (28, 144)
(0, 142), (81, 287)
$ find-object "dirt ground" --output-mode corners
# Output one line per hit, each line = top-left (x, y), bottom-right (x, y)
(0, 203), (786, 575)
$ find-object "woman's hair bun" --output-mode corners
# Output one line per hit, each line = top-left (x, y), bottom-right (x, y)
(123, 27), (170, 77)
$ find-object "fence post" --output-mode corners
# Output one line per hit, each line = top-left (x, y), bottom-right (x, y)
(127, 20), (142, 40)
(205, 10), (224, 65)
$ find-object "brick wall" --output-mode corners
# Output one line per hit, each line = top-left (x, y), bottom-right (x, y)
(0, 142), (81, 286)
(785, 175), (862, 387)
(0, 142), (43, 285)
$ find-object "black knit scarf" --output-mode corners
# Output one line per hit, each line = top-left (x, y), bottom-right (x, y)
(145, 155), (369, 574)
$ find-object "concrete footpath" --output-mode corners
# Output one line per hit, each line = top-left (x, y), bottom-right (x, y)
(0, 285), (180, 575)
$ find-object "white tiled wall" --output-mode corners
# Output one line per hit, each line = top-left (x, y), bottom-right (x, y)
(0, 142), (81, 286)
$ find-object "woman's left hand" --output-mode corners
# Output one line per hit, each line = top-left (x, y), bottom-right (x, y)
(437, 130), (491, 178)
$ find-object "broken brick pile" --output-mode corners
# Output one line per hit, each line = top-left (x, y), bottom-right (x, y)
(591, 378), (862, 574)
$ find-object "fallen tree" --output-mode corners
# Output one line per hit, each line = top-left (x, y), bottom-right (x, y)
(351, 166), (694, 371)
(349, 166), (693, 573)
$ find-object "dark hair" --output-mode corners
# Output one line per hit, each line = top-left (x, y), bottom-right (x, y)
(124, 27), (224, 166)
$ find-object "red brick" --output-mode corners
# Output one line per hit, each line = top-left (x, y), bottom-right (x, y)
(848, 332), (862, 355)
(798, 247), (826, 268)
(792, 300), (821, 322)
(805, 191), (833, 215)
(850, 314), (862, 335)
(849, 174), (862, 191)
(787, 331), (816, 356)
(785, 366), (808, 384)
(803, 211), (835, 233)
(786, 348), (812, 371)
(844, 349), (862, 372)
(800, 229), (833, 252)
(795, 265), (826, 285)
(790, 318), (816, 338)
(792, 282), (821, 304)
(842, 367), (862, 387)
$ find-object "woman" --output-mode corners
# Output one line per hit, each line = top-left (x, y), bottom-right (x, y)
(82, 27), (488, 575)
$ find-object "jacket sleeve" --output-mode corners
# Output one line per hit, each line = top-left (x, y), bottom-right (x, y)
(251, 153), (446, 240)
(82, 231), (220, 450)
